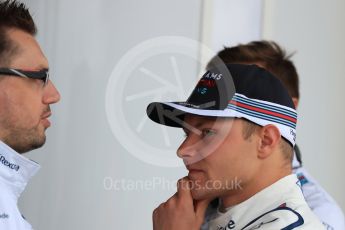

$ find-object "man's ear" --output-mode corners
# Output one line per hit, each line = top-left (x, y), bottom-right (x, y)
(292, 97), (299, 109)
(257, 125), (281, 159)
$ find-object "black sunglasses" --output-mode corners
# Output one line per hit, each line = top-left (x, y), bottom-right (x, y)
(0, 68), (49, 86)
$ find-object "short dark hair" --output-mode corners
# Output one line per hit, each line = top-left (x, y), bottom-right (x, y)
(0, 0), (36, 65)
(207, 41), (300, 99)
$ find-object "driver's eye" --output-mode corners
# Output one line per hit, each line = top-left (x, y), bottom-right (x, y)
(202, 129), (216, 137)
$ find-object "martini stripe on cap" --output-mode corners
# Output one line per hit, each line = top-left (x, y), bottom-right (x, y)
(228, 105), (296, 129)
(229, 101), (297, 123)
(232, 94), (297, 118)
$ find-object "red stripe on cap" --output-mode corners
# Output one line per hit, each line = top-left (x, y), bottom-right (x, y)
(230, 100), (297, 123)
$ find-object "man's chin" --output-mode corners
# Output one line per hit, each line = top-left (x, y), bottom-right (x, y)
(17, 133), (46, 154)
(30, 136), (46, 150)
(190, 188), (215, 201)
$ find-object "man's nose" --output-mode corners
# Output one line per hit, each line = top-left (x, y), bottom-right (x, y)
(177, 137), (199, 160)
(43, 80), (61, 104)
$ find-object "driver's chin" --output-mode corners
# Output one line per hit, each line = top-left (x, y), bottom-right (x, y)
(190, 186), (214, 201)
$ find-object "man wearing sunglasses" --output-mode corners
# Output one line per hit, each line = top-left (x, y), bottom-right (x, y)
(0, 0), (60, 229)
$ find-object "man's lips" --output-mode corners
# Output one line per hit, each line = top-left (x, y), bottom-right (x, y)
(41, 111), (52, 119)
(187, 166), (204, 177)
(41, 112), (52, 127)
(188, 168), (203, 173)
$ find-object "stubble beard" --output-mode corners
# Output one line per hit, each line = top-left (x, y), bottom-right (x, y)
(1, 122), (46, 153)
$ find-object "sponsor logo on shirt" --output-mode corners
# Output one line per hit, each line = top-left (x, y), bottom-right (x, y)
(217, 220), (236, 230)
(297, 173), (309, 186)
(242, 206), (304, 230)
(0, 213), (9, 219)
(244, 218), (278, 230)
(0, 154), (20, 171)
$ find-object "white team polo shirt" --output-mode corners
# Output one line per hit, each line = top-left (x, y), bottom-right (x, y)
(0, 141), (40, 230)
(205, 174), (324, 229)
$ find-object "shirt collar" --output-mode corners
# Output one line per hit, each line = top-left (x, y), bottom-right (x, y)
(223, 174), (300, 212)
(209, 174), (302, 228)
(0, 141), (40, 198)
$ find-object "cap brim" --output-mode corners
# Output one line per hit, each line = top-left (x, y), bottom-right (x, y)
(146, 102), (189, 128)
(146, 101), (230, 128)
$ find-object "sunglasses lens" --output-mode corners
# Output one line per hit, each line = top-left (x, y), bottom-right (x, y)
(44, 72), (49, 86)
